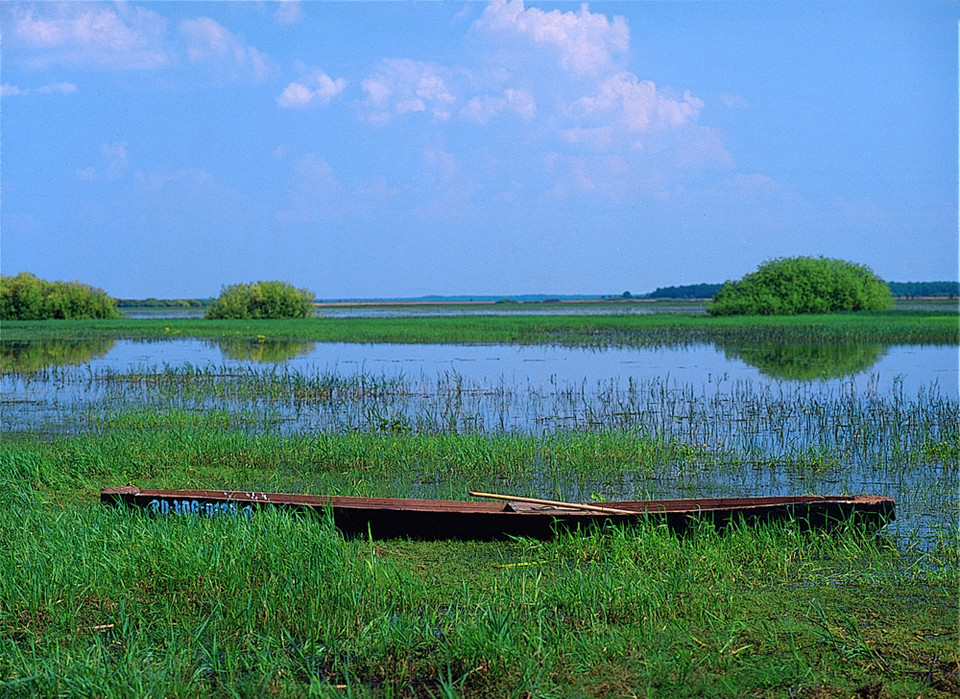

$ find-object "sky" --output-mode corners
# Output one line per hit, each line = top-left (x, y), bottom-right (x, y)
(1, 1), (957, 300)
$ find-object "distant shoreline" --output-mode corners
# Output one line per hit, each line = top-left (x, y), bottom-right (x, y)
(311, 297), (701, 307)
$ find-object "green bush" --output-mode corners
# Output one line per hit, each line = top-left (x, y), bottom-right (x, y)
(0, 272), (120, 320)
(707, 257), (893, 316)
(205, 281), (315, 320)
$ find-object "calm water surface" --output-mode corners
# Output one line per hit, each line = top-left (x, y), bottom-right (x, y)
(9, 338), (956, 398)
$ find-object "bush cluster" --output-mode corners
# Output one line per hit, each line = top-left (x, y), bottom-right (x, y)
(205, 281), (315, 320)
(0, 272), (120, 320)
(708, 257), (893, 316)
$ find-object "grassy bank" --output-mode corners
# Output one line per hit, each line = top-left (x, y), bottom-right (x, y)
(2, 308), (958, 346)
(1, 422), (957, 697)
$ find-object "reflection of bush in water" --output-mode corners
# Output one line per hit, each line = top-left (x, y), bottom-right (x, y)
(1, 339), (116, 372)
(217, 338), (315, 362)
(721, 342), (886, 381)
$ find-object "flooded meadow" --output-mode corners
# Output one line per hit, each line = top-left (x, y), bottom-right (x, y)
(2, 317), (957, 698)
(2, 335), (956, 548)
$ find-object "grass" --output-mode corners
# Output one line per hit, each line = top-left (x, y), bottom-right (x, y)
(1, 407), (957, 696)
(1, 307), (958, 346)
(1, 310), (957, 696)
(0, 480), (956, 697)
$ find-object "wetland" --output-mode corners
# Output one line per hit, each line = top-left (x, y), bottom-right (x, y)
(1, 307), (957, 697)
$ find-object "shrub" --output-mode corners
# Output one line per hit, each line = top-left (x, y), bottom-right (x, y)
(205, 281), (315, 320)
(707, 257), (893, 316)
(0, 272), (120, 320)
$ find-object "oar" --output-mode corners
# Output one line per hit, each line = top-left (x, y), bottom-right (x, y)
(469, 491), (634, 516)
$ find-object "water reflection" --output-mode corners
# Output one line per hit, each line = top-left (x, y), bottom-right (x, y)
(1, 338), (955, 401)
(0, 339), (117, 373)
(720, 342), (887, 381)
(217, 338), (316, 362)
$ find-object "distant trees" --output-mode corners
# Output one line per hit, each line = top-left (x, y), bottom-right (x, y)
(205, 281), (315, 319)
(116, 298), (204, 308)
(645, 283), (723, 300)
(887, 281), (959, 299)
(0, 272), (120, 320)
(707, 257), (893, 316)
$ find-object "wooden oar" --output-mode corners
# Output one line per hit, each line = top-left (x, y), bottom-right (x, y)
(469, 491), (634, 516)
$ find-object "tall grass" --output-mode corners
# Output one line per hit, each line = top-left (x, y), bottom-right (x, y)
(1, 486), (956, 697)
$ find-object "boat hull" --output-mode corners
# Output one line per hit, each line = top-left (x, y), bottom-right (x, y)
(100, 487), (895, 541)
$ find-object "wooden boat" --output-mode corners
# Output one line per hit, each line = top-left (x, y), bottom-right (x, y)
(100, 486), (895, 541)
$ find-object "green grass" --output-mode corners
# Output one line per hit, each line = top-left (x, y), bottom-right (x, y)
(1, 416), (958, 696)
(1, 480), (956, 697)
(2, 308), (958, 346)
(2, 308), (957, 697)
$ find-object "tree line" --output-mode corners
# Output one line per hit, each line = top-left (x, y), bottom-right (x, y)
(2, 262), (956, 321)
(646, 279), (958, 301)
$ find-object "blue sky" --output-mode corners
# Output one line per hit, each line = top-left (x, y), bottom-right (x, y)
(2, 1), (957, 299)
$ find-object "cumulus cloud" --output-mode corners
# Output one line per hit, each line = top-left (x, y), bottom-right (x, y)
(574, 74), (703, 133)
(179, 17), (274, 83)
(4, 4), (275, 84)
(464, 0), (732, 194)
(461, 88), (535, 123)
(6, 3), (171, 70)
(277, 70), (346, 108)
(474, 0), (629, 77)
(361, 58), (457, 124)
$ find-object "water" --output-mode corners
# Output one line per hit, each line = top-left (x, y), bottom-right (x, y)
(1, 337), (956, 549)
(2, 338), (957, 399)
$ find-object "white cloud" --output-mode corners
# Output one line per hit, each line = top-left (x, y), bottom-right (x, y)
(2, 81), (77, 96)
(36, 81), (78, 94)
(462, 88), (536, 123)
(274, 1), (304, 25)
(422, 146), (460, 181)
(7, 4), (171, 70)
(277, 70), (346, 108)
(5, 4), (274, 83)
(179, 17), (274, 83)
(474, 0), (629, 77)
(574, 74), (703, 133)
(361, 58), (457, 124)
(77, 141), (129, 181)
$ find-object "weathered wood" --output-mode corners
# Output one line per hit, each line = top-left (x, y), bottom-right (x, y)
(469, 491), (635, 515)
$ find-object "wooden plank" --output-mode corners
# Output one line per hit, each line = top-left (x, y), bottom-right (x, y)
(469, 491), (636, 515)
